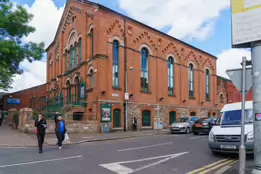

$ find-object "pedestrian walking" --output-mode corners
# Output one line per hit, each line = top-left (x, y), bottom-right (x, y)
(0, 111), (4, 126)
(35, 113), (47, 153)
(132, 116), (137, 131)
(54, 113), (66, 149)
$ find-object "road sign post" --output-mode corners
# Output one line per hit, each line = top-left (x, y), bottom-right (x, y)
(230, 0), (261, 173)
(251, 42), (261, 174)
(226, 62), (252, 174)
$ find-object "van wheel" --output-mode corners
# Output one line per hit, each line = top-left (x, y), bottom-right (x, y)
(186, 128), (190, 134)
(194, 132), (198, 135)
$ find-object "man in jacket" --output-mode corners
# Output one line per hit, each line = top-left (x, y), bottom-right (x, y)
(35, 113), (47, 153)
(54, 112), (66, 149)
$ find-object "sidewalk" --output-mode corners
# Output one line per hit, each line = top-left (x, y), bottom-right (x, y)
(0, 123), (170, 147)
(0, 124), (37, 147)
(223, 159), (253, 174)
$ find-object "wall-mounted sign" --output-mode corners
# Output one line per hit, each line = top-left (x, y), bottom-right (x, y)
(101, 103), (112, 122)
(8, 98), (20, 104)
(112, 93), (119, 97)
(231, 0), (261, 48)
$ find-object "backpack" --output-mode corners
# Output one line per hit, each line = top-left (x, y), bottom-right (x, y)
(59, 121), (65, 133)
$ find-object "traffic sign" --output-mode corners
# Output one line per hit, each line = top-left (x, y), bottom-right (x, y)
(226, 67), (252, 95)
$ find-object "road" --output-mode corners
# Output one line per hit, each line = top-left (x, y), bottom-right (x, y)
(0, 133), (241, 174)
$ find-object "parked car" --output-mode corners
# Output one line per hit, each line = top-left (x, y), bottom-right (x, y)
(169, 116), (199, 134)
(192, 118), (216, 135)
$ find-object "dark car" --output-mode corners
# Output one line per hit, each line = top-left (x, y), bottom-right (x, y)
(192, 118), (216, 135)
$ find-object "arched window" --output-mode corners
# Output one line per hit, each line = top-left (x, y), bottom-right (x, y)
(190, 112), (196, 116)
(90, 28), (94, 58)
(79, 39), (82, 63)
(66, 80), (72, 104)
(69, 46), (73, 70)
(112, 40), (120, 88)
(142, 110), (151, 127)
(220, 94), (224, 103)
(189, 63), (194, 98)
(141, 48), (149, 91)
(206, 69), (210, 100)
(168, 57), (174, 95)
(90, 69), (94, 88)
(74, 42), (78, 66)
(65, 49), (69, 70)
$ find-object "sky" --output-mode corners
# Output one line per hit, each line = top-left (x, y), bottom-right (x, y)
(3, 0), (251, 93)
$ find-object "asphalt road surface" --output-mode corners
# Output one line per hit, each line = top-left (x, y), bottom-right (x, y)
(0, 133), (240, 174)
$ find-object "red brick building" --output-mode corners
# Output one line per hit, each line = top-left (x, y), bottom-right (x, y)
(45, 0), (226, 131)
(217, 76), (253, 103)
(2, 84), (46, 112)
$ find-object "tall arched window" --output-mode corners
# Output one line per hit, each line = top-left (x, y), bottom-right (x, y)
(189, 63), (194, 98)
(141, 47), (149, 91)
(69, 46), (73, 70)
(168, 57), (174, 95)
(112, 40), (120, 88)
(65, 50), (69, 70)
(206, 69), (210, 100)
(79, 38), (82, 63)
(220, 94), (224, 103)
(90, 69), (94, 88)
(74, 42), (78, 66)
(90, 28), (94, 58)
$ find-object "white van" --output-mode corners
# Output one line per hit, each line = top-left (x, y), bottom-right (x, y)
(208, 101), (254, 155)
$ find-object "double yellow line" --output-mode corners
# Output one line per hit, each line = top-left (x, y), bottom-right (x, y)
(187, 158), (238, 174)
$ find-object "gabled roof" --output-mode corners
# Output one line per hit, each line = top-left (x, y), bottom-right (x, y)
(46, 0), (217, 60)
(217, 75), (231, 82)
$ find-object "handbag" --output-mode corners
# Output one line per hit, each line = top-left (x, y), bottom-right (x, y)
(65, 132), (70, 141)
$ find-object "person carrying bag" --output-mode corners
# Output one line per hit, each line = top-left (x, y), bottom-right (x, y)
(35, 113), (47, 153)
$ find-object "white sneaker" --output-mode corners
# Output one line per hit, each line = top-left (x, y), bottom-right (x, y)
(58, 146), (62, 150)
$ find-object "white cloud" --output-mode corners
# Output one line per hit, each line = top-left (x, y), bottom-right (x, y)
(1, 0), (65, 93)
(117, 0), (229, 41)
(23, 0), (64, 47)
(217, 49), (251, 78)
(6, 60), (47, 93)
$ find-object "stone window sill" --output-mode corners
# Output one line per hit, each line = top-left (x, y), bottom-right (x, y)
(141, 90), (151, 94)
(168, 94), (176, 97)
(113, 87), (121, 91)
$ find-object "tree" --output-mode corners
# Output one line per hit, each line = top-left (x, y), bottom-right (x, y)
(0, 0), (45, 91)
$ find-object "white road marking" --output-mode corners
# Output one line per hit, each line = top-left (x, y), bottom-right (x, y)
(0, 155), (83, 168)
(118, 142), (172, 152)
(190, 136), (206, 140)
(100, 151), (189, 174)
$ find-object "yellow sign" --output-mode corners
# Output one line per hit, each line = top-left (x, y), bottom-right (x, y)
(231, 0), (261, 47)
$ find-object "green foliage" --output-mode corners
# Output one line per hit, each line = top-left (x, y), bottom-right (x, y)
(0, 0), (45, 91)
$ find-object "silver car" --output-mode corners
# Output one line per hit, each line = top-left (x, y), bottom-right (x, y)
(170, 116), (199, 134)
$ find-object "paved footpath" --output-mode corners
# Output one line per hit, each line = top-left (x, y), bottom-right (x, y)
(0, 123), (170, 147)
(0, 124), (36, 147)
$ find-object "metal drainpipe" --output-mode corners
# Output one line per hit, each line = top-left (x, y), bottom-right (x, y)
(123, 17), (127, 132)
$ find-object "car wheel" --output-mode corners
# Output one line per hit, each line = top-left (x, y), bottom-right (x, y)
(186, 127), (190, 134)
(194, 132), (198, 135)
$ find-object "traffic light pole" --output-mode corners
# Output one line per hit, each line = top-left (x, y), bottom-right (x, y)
(252, 41), (261, 174)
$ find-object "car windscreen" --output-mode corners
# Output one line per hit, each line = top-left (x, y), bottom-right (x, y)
(217, 109), (253, 125)
(177, 117), (189, 122)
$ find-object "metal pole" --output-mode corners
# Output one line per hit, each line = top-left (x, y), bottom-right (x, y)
(239, 56), (247, 174)
(251, 41), (261, 174)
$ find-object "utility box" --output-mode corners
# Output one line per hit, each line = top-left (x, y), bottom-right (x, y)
(101, 122), (111, 133)
(154, 121), (163, 130)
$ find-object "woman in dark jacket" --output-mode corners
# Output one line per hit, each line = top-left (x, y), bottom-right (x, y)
(35, 113), (47, 153)
(54, 113), (66, 149)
